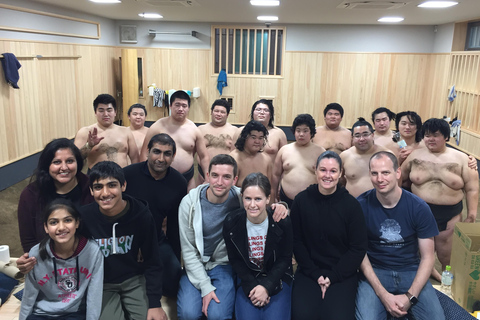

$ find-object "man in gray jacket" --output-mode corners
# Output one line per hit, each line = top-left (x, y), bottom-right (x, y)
(177, 154), (288, 320)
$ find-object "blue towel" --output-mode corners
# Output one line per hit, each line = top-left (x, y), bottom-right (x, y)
(1, 53), (21, 89)
(448, 85), (456, 102)
(217, 69), (227, 95)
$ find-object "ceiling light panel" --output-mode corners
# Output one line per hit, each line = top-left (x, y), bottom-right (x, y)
(251, 0), (280, 6)
(418, 1), (458, 8)
(378, 16), (404, 22)
(257, 16), (279, 21)
(89, 0), (121, 3)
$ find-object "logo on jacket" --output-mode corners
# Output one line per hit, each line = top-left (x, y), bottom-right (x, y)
(96, 235), (134, 257)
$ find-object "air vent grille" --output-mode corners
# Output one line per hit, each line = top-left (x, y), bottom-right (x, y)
(337, 1), (407, 10)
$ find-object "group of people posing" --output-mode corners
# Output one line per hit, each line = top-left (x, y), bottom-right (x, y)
(15, 91), (478, 320)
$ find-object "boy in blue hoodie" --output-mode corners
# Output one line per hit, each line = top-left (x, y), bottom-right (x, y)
(80, 161), (166, 320)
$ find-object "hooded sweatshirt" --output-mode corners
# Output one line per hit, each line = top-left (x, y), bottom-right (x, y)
(79, 194), (163, 308)
(290, 184), (368, 284)
(19, 237), (104, 320)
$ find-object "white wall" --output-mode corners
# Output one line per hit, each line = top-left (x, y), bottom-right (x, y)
(115, 20), (212, 49)
(432, 23), (455, 53)
(0, 0), (117, 46)
(285, 24), (437, 53)
(0, 0), (455, 53)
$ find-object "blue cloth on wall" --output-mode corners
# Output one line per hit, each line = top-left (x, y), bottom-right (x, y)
(217, 69), (227, 95)
(1, 53), (21, 89)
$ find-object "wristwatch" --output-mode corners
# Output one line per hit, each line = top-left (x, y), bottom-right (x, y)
(405, 291), (418, 306)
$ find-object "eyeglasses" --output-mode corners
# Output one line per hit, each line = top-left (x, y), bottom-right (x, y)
(254, 108), (270, 114)
(353, 132), (372, 139)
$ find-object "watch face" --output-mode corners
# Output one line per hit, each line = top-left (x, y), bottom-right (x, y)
(410, 296), (419, 306)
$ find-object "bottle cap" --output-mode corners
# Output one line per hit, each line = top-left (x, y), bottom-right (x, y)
(446, 265), (451, 271)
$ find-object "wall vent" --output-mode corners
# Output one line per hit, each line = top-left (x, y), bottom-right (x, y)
(337, 1), (407, 10)
(120, 25), (137, 43)
(144, 0), (200, 7)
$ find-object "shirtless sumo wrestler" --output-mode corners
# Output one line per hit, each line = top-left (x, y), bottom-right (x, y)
(127, 103), (149, 150)
(197, 99), (237, 184)
(341, 118), (391, 198)
(74, 94), (139, 169)
(402, 118), (478, 280)
(272, 114), (325, 207)
(312, 103), (352, 154)
(230, 120), (273, 197)
(234, 99), (287, 162)
(140, 90), (209, 191)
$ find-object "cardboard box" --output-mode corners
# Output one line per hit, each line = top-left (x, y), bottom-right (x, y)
(451, 222), (480, 311)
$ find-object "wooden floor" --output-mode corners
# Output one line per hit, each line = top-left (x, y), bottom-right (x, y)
(0, 287), (178, 320)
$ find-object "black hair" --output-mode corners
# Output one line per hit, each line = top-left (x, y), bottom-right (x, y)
(395, 111), (423, 143)
(351, 117), (374, 135)
(209, 154), (238, 177)
(371, 107), (395, 123)
(39, 199), (82, 261)
(32, 138), (84, 208)
(170, 90), (191, 107)
(422, 118), (450, 141)
(323, 103), (344, 117)
(370, 151), (399, 171)
(250, 99), (274, 128)
(235, 120), (269, 152)
(291, 114), (316, 138)
(89, 161), (125, 189)
(211, 99), (231, 114)
(127, 103), (147, 117)
(93, 94), (117, 112)
(241, 172), (271, 198)
(316, 150), (343, 170)
(147, 133), (176, 154)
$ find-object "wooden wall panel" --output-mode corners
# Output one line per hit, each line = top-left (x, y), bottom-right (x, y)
(448, 52), (480, 133)
(0, 40), (118, 167)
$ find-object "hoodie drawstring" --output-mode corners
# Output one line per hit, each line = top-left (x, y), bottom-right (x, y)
(76, 256), (80, 291)
(112, 222), (119, 254)
(52, 257), (58, 284)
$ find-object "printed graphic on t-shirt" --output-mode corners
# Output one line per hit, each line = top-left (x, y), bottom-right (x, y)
(248, 234), (267, 268)
(95, 235), (134, 257)
(379, 219), (404, 247)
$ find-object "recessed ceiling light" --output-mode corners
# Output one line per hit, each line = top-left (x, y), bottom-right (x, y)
(418, 1), (458, 8)
(139, 13), (163, 19)
(251, 0), (280, 6)
(89, 0), (121, 3)
(378, 17), (404, 23)
(257, 16), (279, 21)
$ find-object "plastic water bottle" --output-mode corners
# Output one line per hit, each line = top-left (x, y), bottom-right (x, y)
(441, 265), (453, 295)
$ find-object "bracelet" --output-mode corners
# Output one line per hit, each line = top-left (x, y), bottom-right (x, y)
(276, 201), (289, 210)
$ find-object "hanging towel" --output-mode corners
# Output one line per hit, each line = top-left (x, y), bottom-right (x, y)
(217, 69), (227, 95)
(153, 88), (165, 107)
(451, 119), (461, 146)
(1, 53), (21, 89)
(448, 85), (456, 102)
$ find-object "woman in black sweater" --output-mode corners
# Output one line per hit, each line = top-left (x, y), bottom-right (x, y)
(223, 172), (293, 320)
(291, 151), (368, 320)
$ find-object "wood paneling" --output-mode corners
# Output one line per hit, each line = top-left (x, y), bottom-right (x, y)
(452, 22), (468, 52)
(201, 52), (450, 128)
(447, 52), (480, 132)
(0, 40), (118, 166)
(121, 49), (139, 127)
